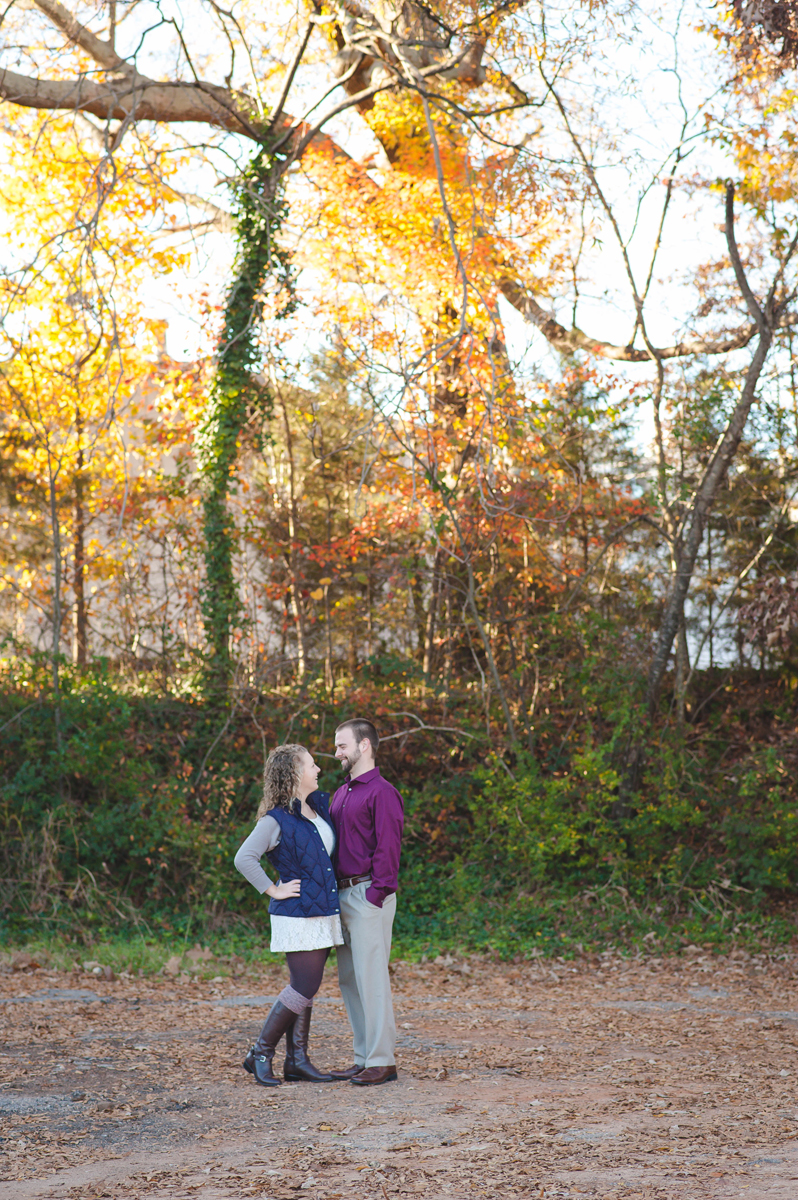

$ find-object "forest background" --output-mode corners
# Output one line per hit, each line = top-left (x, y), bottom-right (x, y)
(2, 0), (798, 970)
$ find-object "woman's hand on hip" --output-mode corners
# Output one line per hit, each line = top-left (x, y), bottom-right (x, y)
(268, 878), (301, 900)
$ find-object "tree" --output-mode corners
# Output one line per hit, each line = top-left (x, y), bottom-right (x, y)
(283, 6), (775, 737)
(1, 0), (520, 689)
(6, 0), (798, 740)
(0, 112), (190, 700)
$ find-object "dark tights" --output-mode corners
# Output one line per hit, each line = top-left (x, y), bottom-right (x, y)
(286, 948), (329, 1001)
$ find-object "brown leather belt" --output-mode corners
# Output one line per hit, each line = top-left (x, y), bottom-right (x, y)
(337, 873), (372, 891)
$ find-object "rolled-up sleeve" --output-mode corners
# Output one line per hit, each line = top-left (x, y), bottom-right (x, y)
(233, 816), (281, 895)
(366, 785), (404, 908)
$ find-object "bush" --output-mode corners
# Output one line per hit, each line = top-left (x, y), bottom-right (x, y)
(2, 647), (798, 955)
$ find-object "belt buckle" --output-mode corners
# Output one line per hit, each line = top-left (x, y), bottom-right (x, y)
(339, 873), (369, 890)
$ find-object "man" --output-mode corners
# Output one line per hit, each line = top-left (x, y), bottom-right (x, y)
(328, 718), (404, 1086)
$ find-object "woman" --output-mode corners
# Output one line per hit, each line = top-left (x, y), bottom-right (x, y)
(234, 743), (343, 1087)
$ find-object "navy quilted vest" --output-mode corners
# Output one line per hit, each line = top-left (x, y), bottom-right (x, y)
(265, 791), (340, 919)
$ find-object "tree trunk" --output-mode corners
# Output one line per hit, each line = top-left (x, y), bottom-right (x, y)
(645, 181), (792, 717)
(423, 547), (443, 678)
(288, 576), (307, 680)
(674, 617), (689, 726)
(324, 583), (334, 698)
(442, 575), (453, 716)
(707, 521), (715, 669)
(47, 466), (63, 768)
(278, 392), (307, 679)
(348, 623), (358, 677)
(407, 563), (427, 659)
(72, 423), (87, 666)
(366, 550), (374, 660)
(646, 326), (772, 716)
(464, 560), (517, 744)
(323, 474), (334, 697)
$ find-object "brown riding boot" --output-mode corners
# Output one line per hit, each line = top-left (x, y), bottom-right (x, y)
(283, 1005), (336, 1082)
(245, 1001), (297, 1087)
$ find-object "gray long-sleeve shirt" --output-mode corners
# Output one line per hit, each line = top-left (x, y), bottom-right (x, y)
(233, 813), (337, 896)
(233, 815), (281, 895)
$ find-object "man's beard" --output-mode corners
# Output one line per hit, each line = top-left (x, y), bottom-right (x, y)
(340, 746), (361, 773)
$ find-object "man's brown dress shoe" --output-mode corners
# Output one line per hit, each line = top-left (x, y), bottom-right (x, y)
(350, 1065), (397, 1086)
(328, 1063), (364, 1080)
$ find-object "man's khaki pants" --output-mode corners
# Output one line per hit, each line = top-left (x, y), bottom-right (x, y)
(336, 882), (396, 1068)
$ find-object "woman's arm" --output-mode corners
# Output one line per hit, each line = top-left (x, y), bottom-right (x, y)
(233, 816), (300, 899)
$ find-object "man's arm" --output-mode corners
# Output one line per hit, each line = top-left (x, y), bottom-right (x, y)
(366, 785), (404, 908)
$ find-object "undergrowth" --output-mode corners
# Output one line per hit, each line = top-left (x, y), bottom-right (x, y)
(2, 646), (798, 960)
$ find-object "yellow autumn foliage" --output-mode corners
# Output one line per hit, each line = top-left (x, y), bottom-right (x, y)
(0, 113), (203, 658)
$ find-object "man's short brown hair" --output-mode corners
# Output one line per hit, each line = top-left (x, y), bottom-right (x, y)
(336, 718), (379, 755)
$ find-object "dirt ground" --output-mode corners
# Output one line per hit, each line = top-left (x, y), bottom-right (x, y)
(2, 948), (798, 1200)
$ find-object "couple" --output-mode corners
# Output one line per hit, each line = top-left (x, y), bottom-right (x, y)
(233, 718), (403, 1087)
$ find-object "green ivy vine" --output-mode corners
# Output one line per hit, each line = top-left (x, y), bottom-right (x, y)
(195, 142), (294, 695)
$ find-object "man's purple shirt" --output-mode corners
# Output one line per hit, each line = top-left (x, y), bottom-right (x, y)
(329, 766), (404, 908)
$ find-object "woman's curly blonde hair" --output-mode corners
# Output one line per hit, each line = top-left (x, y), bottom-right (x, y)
(258, 743), (307, 818)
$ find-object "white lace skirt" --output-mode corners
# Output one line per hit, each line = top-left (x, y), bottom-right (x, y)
(269, 913), (344, 953)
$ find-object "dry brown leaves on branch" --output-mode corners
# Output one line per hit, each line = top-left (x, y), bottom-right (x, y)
(731, 0), (798, 67)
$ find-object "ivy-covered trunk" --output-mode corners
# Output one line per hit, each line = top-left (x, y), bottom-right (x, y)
(195, 145), (292, 695)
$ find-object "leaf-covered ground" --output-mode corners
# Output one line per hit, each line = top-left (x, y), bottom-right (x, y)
(1, 949), (797, 1199)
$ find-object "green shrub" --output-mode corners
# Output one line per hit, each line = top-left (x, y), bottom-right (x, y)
(2, 645), (797, 956)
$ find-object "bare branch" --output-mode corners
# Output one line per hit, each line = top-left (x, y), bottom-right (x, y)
(158, 181), (233, 233)
(498, 275), (759, 362)
(378, 711), (475, 741)
(0, 66), (261, 136)
(267, 18), (314, 135)
(725, 182), (766, 331)
(33, 0), (129, 73)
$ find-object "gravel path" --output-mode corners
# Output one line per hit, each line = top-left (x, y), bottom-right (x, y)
(1, 950), (797, 1199)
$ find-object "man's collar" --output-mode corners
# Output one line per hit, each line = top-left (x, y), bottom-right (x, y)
(345, 766), (381, 785)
